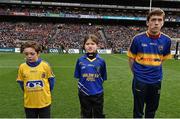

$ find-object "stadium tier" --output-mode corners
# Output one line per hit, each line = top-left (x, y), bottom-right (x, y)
(0, 0), (179, 53)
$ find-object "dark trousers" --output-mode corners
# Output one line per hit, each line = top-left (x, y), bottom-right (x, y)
(132, 79), (161, 118)
(24, 105), (51, 118)
(78, 92), (105, 118)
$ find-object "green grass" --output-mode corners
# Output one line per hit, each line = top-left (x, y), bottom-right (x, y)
(0, 53), (180, 118)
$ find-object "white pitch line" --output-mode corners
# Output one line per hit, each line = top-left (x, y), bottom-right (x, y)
(109, 55), (128, 62)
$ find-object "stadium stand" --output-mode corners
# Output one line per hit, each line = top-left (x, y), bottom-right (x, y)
(0, 0), (179, 53)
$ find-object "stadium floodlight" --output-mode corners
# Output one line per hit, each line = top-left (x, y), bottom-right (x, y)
(171, 38), (180, 60)
(174, 40), (180, 60)
(149, 0), (152, 12)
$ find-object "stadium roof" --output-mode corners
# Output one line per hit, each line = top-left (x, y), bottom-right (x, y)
(24, 0), (180, 2)
(36, 0), (180, 7)
(1, 0), (179, 8)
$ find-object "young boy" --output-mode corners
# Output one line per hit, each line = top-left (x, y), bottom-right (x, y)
(16, 41), (55, 118)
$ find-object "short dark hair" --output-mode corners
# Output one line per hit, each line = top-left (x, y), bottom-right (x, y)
(21, 41), (42, 53)
(147, 8), (165, 21)
(83, 34), (99, 49)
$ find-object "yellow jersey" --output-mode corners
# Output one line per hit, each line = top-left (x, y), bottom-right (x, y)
(17, 60), (54, 108)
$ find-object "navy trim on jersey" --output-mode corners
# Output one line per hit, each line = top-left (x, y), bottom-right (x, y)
(26, 58), (42, 67)
(48, 77), (55, 91)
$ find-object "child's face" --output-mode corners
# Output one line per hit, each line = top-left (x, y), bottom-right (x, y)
(84, 39), (98, 53)
(23, 47), (39, 62)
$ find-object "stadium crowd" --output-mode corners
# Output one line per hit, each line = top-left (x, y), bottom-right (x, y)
(0, 3), (179, 52)
(0, 22), (179, 53)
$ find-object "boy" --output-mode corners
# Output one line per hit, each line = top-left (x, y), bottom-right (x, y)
(17, 41), (55, 118)
(127, 8), (171, 118)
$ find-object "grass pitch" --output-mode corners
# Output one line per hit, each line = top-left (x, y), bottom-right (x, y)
(0, 53), (179, 118)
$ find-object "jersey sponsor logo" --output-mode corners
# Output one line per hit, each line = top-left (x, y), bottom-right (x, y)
(87, 64), (95, 67)
(79, 62), (85, 66)
(51, 71), (55, 77)
(82, 73), (99, 81)
(141, 43), (148, 47)
(135, 88), (141, 92)
(154, 58), (161, 62)
(150, 43), (157, 46)
(158, 45), (163, 51)
(41, 72), (46, 78)
(81, 66), (85, 69)
(140, 57), (161, 62)
(30, 69), (37, 73)
(26, 80), (44, 88)
(22, 74), (27, 79)
(79, 62), (86, 69)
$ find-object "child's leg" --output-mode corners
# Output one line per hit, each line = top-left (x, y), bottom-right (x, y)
(38, 105), (51, 118)
(79, 93), (93, 118)
(24, 107), (38, 118)
(92, 93), (105, 118)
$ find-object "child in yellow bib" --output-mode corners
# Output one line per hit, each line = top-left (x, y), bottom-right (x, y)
(17, 41), (55, 118)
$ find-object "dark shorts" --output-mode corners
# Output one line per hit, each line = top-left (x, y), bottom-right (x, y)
(24, 105), (51, 118)
(78, 92), (105, 118)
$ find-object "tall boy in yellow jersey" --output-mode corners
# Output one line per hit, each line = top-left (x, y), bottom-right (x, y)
(16, 41), (55, 118)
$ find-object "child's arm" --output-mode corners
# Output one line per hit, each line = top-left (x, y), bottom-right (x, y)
(74, 59), (80, 79)
(48, 77), (55, 91)
(101, 60), (107, 81)
(17, 81), (24, 91)
(17, 65), (24, 91)
(44, 61), (56, 91)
